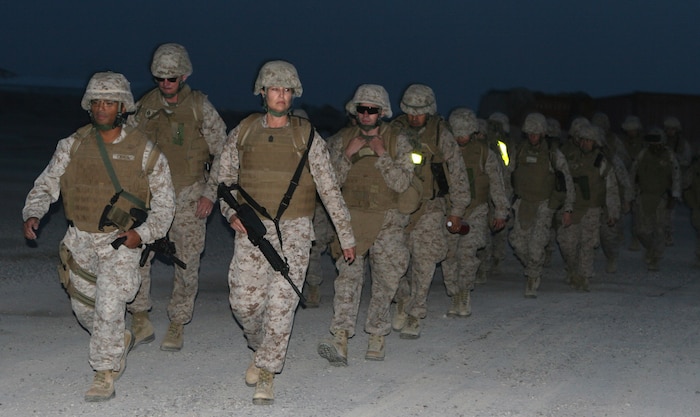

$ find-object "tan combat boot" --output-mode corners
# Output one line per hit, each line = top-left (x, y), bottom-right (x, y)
(458, 289), (471, 317)
(252, 369), (274, 405)
(131, 311), (155, 347)
(84, 370), (115, 402)
(446, 293), (461, 317)
(305, 284), (321, 308)
(400, 315), (421, 339)
(317, 330), (348, 366)
(524, 276), (539, 298)
(160, 322), (184, 351)
(365, 334), (385, 361)
(114, 330), (134, 381)
(245, 352), (260, 387)
(391, 300), (407, 331)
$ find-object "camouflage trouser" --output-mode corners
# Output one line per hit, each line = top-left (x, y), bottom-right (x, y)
(330, 211), (409, 337)
(634, 197), (668, 261)
(305, 201), (335, 287)
(442, 203), (489, 295)
(600, 207), (623, 261)
(557, 207), (601, 280)
(229, 217), (312, 374)
(396, 199), (448, 319)
(63, 227), (141, 372)
(692, 208), (700, 258)
(130, 183), (207, 324)
(509, 199), (555, 279)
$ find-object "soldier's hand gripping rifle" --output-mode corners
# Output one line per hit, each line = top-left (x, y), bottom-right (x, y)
(139, 234), (187, 269)
(218, 183), (307, 308)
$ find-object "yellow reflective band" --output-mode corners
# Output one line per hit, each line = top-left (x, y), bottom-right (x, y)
(411, 152), (424, 165)
(497, 141), (509, 166)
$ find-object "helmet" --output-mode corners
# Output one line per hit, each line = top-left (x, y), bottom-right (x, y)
(488, 112), (510, 133)
(663, 116), (682, 130)
(621, 115), (642, 132)
(521, 112), (547, 135)
(546, 117), (561, 138)
(400, 84), (437, 116)
(254, 60), (303, 98)
(591, 112), (610, 131)
(568, 117), (590, 139)
(151, 43), (193, 78)
(81, 71), (135, 112)
(345, 84), (392, 118)
(448, 107), (478, 138)
(645, 127), (667, 144)
(578, 124), (602, 145)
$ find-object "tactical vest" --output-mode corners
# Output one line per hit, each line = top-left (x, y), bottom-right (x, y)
(340, 124), (400, 212)
(392, 114), (446, 200)
(569, 150), (607, 211)
(512, 140), (555, 202)
(137, 85), (209, 193)
(60, 125), (153, 233)
(236, 114), (316, 219)
(636, 148), (673, 196)
(459, 139), (490, 216)
(683, 160), (700, 209)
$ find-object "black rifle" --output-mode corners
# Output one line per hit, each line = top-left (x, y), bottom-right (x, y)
(218, 183), (307, 307)
(109, 208), (148, 249)
(139, 234), (187, 269)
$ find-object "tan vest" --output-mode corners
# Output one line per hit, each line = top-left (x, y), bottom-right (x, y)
(636, 148), (673, 196)
(137, 85), (209, 193)
(236, 114), (316, 220)
(568, 150), (608, 223)
(60, 125), (153, 233)
(513, 140), (555, 202)
(459, 139), (490, 217)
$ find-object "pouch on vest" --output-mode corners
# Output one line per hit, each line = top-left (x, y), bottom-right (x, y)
(397, 175), (423, 214)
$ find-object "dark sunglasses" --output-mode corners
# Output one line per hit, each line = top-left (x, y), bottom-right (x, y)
(356, 105), (381, 115)
(154, 76), (179, 83)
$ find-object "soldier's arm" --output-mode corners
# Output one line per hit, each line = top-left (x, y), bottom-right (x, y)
(200, 99), (228, 202)
(376, 133), (414, 193)
(485, 149), (510, 219)
(327, 131), (351, 185)
(440, 123), (471, 216)
(218, 125), (242, 223)
(136, 142), (176, 245)
(553, 149), (575, 212)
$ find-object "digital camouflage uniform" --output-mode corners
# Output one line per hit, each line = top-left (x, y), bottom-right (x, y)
(630, 128), (681, 270)
(509, 113), (575, 297)
(682, 156), (700, 261)
(556, 124), (620, 290)
(662, 116), (693, 247)
(391, 84), (470, 337)
(303, 199), (334, 299)
(127, 44), (227, 342)
(620, 116), (646, 251)
(22, 72), (175, 402)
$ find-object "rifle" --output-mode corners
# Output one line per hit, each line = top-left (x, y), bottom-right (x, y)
(217, 183), (307, 307)
(105, 207), (148, 249)
(139, 234), (187, 269)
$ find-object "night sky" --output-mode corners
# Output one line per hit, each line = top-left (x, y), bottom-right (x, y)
(3, 1), (700, 115)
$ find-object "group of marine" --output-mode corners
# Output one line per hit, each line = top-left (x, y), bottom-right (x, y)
(20, 42), (700, 405)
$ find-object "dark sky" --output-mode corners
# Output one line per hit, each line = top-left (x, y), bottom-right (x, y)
(3, 1), (700, 115)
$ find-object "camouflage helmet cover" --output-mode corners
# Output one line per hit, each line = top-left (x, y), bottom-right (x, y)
(400, 84), (437, 116)
(591, 112), (610, 131)
(568, 116), (590, 138)
(663, 116), (682, 130)
(81, 71), (135, 112)
(621, 115), (642, 131)
(151, 43), (193, 78)
(254, 60), (303, 98)
(578, 124), (602, 145)
(488, 112), (510, 133)
(546, 117), (561, 138)
(448, 107), (478, 138)
(645, 126), (667, 144)
(522, 112), (547, 135)
(345, 84), (392, 118)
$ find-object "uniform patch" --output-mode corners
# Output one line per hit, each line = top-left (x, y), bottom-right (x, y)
(112, 154), (135, 161)
(526, 156), (538, 163)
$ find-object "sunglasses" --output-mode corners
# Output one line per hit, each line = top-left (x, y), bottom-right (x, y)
(356, 105), (381, 115)
(154, 76), (179, 83)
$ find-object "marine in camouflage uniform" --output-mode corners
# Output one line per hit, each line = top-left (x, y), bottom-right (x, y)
(22, 72), (175, 402)
(630, 127), (681, 271)
(556, 124), (620, 291)
(662, 116), (693, 247)
(390, 84), (471, 339)
(317, 84), (414, 365)
(127, 43), (227, 352)
(620, 115), (646, 251)
(682, 155), (700, 262)
(218, 61), (356, 405)
(442, 108), (509, 317)
(509, 113), (575, 298)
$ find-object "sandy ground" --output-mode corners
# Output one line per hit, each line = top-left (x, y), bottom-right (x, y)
(2, 128), (700, 416)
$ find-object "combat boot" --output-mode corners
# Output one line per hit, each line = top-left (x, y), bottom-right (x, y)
(475, 268), (487, 284)
(84, 370), (115, 402)
(114, 330), (134, 381)
(317, 330), (348, 366)
(160, 322), (184, 352)
(605, 257), (617, 274)
(365, 334), (385, 361)
(628, 237), (641, 251)
(392, 300), (407, 331)
(130, 311), (155, 348)
(245, 353), (260, 387)
(252, 369), (274, 405)
(400, 315), (421, 339)
(524, 276), (540, 298)
(457, 289), (471, 317)
(446, 293), (461, 317)
(305, 284), (321, 308)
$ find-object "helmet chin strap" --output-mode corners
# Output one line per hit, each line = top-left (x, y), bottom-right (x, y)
(358, 119), (381, 133)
